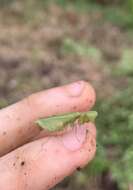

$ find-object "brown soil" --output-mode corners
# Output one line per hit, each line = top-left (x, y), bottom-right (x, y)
(0, 4), (130, 106)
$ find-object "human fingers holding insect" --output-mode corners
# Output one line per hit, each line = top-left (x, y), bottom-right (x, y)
(0, 81), (97, 190)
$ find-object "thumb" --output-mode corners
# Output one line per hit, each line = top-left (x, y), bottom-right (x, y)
(0, 123), (96, 190)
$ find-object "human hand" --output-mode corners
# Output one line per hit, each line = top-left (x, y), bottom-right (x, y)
(0, 81), (96, 190)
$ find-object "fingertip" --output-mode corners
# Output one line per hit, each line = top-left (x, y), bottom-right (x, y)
(70, 123), (96, 168)
(86, 122), (97, 138)
(82, 81), (96, 110)
(77, 135), (96, 168)
(2, 123), (96, 190)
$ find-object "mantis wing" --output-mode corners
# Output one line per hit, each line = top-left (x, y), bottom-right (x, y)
(36, 112), (80, 132)
(36, 111), (97, 132)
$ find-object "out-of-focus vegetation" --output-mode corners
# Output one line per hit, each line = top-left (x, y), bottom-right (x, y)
(62, 38), (102, 62)
(1, 0), (133, 28)
(94, 79), (133, 190)
(0, 0), (133, 190)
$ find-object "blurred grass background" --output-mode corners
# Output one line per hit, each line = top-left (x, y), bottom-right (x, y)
(0, 0), (133, 189)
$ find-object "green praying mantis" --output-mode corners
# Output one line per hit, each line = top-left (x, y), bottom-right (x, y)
(36, 111), (97, 132)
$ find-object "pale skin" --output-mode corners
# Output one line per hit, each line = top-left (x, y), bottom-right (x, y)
(0, 81), (96, 190)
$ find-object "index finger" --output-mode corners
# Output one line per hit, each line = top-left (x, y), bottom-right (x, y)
(0, 81), (95, 156)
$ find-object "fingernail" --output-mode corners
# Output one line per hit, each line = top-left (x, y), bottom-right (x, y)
(60, 124), (87, 151)
(65, 81), (85, 97)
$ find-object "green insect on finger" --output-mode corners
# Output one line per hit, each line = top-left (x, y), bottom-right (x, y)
(79, 111), (98, 123)
(35, 111), (97, 132)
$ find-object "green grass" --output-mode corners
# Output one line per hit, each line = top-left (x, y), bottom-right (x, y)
(49, 0), (133, 29)
(61, 38), (102, 62)
(87, 79), (133, 190)
(1, 0), (133, 30)
(117, 49), (133, 76)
